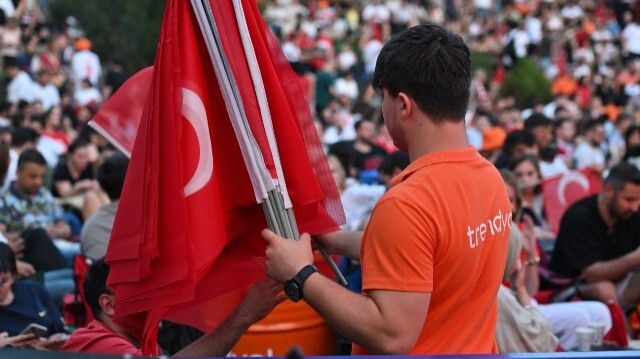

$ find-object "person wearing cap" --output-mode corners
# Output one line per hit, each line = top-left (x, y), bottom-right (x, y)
(480, 126), (506, 163)
(71, 38), (101, 91)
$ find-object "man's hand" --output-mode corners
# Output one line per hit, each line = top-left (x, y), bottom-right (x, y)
(16, 260), (35, 277)
(262, 229), (314, 283)
(0, 332), (37, 348)
(235, 279), (286, 327)
(32, 333), (69, 350)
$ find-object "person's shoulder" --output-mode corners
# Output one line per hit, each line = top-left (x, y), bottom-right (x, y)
(12, 279), (47, 297)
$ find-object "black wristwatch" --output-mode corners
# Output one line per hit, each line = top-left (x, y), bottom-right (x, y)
(284, 264), (318, 302)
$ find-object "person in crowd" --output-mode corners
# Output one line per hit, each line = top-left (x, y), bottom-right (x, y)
(0, 242), (68, 349)
(52, 138), (97, 199)
(0, 149), (71, 240)
(5, 127), (38, 189)
(574, 119), (607, 174)
(549, 163), (640, 307)
(263, 24), (510, 354)
(80, 152), (128, 261)
(329, 118), (387, 179)
(495, 206), (558, 353)
(494, 129), (538, 169)
(62, 258), (285, 356)
(500, 170), (611, 351)
(508, 154), (551, 235)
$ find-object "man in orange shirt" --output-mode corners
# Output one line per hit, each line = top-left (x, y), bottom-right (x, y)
(263, 24), (511, 354)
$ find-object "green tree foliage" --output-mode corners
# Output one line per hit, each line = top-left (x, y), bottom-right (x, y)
(46, 0), (166, 73)
(499, 58), (552, 109)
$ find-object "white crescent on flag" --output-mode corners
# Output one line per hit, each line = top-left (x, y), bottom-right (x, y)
(557, 171), (590, 207)
(182, 87), (213, 197)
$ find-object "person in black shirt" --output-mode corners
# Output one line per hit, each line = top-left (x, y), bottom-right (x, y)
(549, 163), (640, 307)
(51, 138), (97, 198)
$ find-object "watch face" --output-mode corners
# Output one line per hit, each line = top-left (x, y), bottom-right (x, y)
(284, 281), (301, 302)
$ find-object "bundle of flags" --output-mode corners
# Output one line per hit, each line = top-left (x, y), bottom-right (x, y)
(93, 0), (345, 353)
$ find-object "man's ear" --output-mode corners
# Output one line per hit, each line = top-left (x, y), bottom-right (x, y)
(99, 294), (116, 317)
(397, 92), (413, 119)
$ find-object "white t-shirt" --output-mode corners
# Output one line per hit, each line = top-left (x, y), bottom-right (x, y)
(334, 77), (359, 100)
(362, 39), (383, 76)
(71, 50), (101, 88)
(622, 23), (640, 55)
(74, 87), (102, 107)
(573, 142), (605, 170)
(28, 82), (61, 111)
(7, 71), (33, 105)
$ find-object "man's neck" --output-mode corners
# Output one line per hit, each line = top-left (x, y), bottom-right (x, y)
(13, 182), (36, 200)
(407, 121), (469, 161)
(597, 194), (616, 228)
(354, 139), (371, 153)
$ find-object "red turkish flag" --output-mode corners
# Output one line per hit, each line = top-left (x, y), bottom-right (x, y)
(542, 169), (602, 234)
(90, 67), (152, 157)
(105, 0), (343, 353)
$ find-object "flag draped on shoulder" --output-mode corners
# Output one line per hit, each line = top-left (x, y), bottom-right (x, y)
(103, 0), (344, 353)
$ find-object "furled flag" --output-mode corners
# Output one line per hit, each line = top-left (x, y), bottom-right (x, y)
(103, 0), (344, 353)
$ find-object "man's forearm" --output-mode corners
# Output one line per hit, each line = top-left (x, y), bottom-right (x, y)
(583, 250), (640, 283)
(173, 308), (251, 357)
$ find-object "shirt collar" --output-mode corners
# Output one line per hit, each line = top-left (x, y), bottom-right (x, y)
(391, 146), (480, 186)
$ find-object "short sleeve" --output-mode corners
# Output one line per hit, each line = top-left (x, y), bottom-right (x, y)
(361, 197), (436, 293)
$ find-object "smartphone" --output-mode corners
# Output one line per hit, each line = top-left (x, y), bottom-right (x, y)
(19, 323), (48, 338)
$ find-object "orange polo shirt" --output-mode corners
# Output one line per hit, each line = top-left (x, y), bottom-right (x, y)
(353, 147), (511, 354)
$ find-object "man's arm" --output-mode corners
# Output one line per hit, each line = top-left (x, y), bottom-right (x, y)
(173, 279), (285, 358)
(316, 230), (363, 261)
(583, 246), (640, 283)
(264, 230), (429, 354)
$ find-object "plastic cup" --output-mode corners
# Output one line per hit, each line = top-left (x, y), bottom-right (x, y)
(576, 327), (595, 351)
(588, 322), (606, 347)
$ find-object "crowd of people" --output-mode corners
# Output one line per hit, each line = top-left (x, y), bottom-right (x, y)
(0, 0), (639, 356)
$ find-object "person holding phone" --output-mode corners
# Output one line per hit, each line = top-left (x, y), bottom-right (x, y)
(0, 242), (68, 349)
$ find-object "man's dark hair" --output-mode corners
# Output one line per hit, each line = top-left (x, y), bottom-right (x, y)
(378, 151), (410, 176)
(524, 113), (553, 130)
(84, 257), (111, 320)
(97, 152), (129, 201)
(583, 119), (604, 133)
(605, 163), (640, 191)
(354, 119), (372, 132)
(624, 125), (640, 146)
(11, 127), (38, 148)
(372, 24), (471, 123)
(17, 149), (46, 169)
(0, 242), (17, 276)
(68, 138), (90, 154)
(503, 129), (536, 155)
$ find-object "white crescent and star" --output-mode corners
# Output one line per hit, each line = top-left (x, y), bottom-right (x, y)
(181, 87), (213, 197)
(557, 171), (590, 207)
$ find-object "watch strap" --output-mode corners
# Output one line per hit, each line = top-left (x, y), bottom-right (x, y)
(293, 264), (318, 287)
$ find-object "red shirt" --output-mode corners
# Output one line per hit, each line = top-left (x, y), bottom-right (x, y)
(63, 320), (162, 356)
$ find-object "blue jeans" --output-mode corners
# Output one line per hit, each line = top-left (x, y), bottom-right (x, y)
(44, 268), (75, 309)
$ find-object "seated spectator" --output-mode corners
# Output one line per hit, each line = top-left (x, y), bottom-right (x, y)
(495, 214), (558, 353)
(73, 79), (102, 107)
(4, 127), (38, 189)
(0, 149), (72, 240)
(0, 242), (68, 349)
(63, 258), (285, 356)
(508, 154), (552, 237)
(81, 152), (128, 261)
(494, 129), (538, 169)
(574, 119), (606, 174)
(36, 106), (69, 168)
(52, 138), (98, 199)
(501, 170), (611, 350)
(549, 163), (640, 307)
